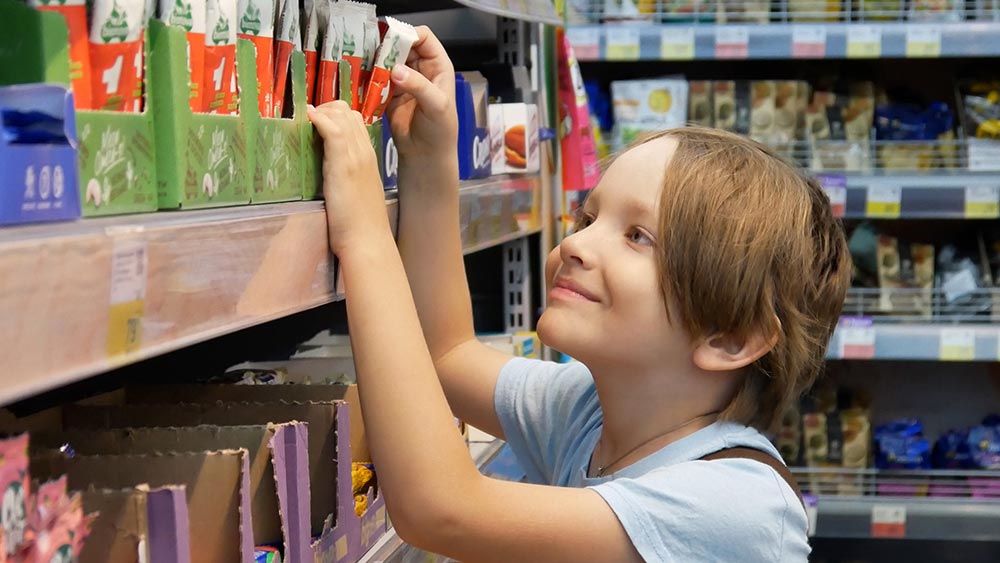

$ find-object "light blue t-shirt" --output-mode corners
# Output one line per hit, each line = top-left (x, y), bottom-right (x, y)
(494, 357), (810, 562)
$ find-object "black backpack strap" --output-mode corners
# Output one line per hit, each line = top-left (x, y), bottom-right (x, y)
(700, 447), (805, 509)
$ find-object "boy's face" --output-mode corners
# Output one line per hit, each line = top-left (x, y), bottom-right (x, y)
(539, 137), (692, 368)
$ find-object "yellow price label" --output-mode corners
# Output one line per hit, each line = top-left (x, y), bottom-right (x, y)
(107, 299), (144, 357)
(606, 27), (641, 60)
(906, 26), (942, 58)
(866, 201), (901, 218)
(940, 328), (975, 361)
(965, 186), (999, 218)
(847, 25), (882, 59)
(660, 27), (695, 60)
(866, 186), (902, 218)
(106, 238), (147, 358)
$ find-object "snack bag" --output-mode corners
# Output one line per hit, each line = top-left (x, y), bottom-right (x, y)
(161, 0), (208, 112)
(339, 1), (369, 110)
(89, 0), (147, 112)
(316, 0), (343, 104)
(238, 0), (275, 116)
(359, 16), (416, 124)
(360, 13), (378, 92)
(301, 0), (325, 105)
(271, 0), (300, 116)
(28, 0), (94, 109)
(0, 435), (29, 557)
(204, 0), (239, 114)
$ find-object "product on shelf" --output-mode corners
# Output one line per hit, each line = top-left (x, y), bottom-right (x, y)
(338, 1), (369, 111)
(161, 0), (208, 113)
(352, 462), (375, 517)
(556, 31), (600, 191)
(960, 80), (1000, 140)
(713, 80), (749, 135)
(788, 0), (841, 22)
(270, 0), (300, 116)
(875, 101), (956, 169)
(935, 239), (992, 317)
(789, 383), (871, 495)
(875, 235), (935, 317)
(687, 80), (713, 128)
(27, 0), (93, 109)
(856, 0), (904, 20)
(772, 81), (804, 159)
(316, 0), (344, 105)
(908, 0), (963, 21)
(874, 419), (931, 471)
(237, 0), (275, 116)
(749, 80), (776, 143)
(456, 71), (493, 180)
(0, 434), (30, 557)
(716, 0), (769, 23)
(88, 0), (146, 112)
(805, 82), (874, 172)
(610, 77), (688, 150)
(659, 0), (714, 22)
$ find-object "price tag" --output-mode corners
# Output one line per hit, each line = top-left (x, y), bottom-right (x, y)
(107, 238), (148, 357)
(965, 186), (1000, 218)
(940, 328), (975, 361)
(715, 26), (749, 59)
(566, 27), (601, 61)
(660, 27), (695, 60)
(906, 25), (942, 58)
(847, 25), (882, 58)
(818, 174), (847, 218)
(838, 316), (875, 359)
(606, 26), (641, 60)
(792, 25), (827, 58)
(866, 185), (902, 218)
(871, 505), (906, 538)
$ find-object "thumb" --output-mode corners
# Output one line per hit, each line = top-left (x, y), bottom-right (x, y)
(391, 64), (449, 117)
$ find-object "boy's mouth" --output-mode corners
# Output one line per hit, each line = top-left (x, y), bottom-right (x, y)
(551, 277), (599, 302)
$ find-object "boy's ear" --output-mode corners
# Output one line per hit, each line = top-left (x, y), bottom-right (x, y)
(692, 318), (780, 373)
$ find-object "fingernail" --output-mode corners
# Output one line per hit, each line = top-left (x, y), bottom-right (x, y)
(307, 104), (316, 112)
(391, 65), (409, 82)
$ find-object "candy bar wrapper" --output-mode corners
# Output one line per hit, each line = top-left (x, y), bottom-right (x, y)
(88, 0), (146, 112)
(237, 0), (275, 116)
(161, 0), (208, 112)
(360, 16), (378, 91)
(301, 0), (325, 105)
(339, 1), (368, 110)
(29, 0), (94, 109)
(0, 434), (30, 557)
(316, 0), (343, 104)
(360, 16), (416, 124)
(271, 0), (300, 117)
(204, 0), (239, 114)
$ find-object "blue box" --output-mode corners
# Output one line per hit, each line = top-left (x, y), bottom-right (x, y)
(456, 73), (491, 180)
(0, 84), (81, 226)
(381, 118), (397, 190)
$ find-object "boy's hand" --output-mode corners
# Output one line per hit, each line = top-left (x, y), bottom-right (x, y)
(308, 101), (391, 257)
(386, 26), (458, 164)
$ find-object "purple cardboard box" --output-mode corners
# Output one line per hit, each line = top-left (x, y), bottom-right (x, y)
(0, 84), (80, 226)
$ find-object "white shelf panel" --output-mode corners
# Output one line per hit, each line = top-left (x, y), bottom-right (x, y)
(0, 175), (540, 405)
(827, 321), (1000, 361)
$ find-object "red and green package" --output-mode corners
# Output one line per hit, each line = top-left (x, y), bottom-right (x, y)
(237, 0), (274, 116)
(160, 0), (208, 112)
(0, 434), (30, 559)
(204, 0), (239, 114)
(301, 0), (326, 106)
(271, 0), (299, 117)
(88, 0), (146, 112)
(338, 1), (368, 110)
(360, 15), (377, 94)
(29, 0), (94, 109)
(315, 0), (342, 105)
(360, 16), (415, 124)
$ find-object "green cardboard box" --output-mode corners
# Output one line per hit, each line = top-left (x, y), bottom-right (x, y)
(150, 19), (250, 209)
(0, 0), (157, 217)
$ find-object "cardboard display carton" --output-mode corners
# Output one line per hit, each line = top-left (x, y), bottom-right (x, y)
(489, 103), (539, 175)
(81, 485), (191, 563)
(32, 449), (253, 563)
(456, 72), (492, 180)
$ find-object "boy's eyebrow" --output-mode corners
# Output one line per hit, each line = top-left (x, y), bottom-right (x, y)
(620, 197), (656, 224)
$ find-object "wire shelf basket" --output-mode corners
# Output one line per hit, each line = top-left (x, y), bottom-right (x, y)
(792, 467), (1000, 499)
(569, 0), (1000, 24)
(841, 287), (1000, 323)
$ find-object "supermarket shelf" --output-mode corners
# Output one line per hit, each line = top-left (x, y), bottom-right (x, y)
(829, 171), (1000, 219)
(793, 468), (1000, 541)
(377, 0), (561, 25)
(827, 320), (1000, 361)
(357, 439), (505, 563)
(566, 22), (1000, 61)
(0, 175), (540, 406)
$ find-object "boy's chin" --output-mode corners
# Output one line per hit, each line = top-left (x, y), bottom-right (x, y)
(536, 310), (586, 360)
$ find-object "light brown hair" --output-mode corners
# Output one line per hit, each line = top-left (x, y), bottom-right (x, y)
(632, 127), (851, 432)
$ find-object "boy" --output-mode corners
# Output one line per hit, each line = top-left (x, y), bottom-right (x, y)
(307, 26), (849, 563)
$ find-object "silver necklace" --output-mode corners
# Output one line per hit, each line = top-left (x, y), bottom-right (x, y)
(594, 411), (722, 477)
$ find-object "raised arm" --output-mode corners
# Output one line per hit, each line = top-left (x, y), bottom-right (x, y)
(385, 26), (512, 438)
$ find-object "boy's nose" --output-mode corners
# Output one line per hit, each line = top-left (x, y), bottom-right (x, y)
(558, 228), (596, 270)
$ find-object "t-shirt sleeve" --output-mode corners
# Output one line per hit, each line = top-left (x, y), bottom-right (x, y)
(591, 459), (810, 562)
(494, 357), (597, 485)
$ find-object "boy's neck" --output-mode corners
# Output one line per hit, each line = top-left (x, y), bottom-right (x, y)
(586, 356), (739, 470)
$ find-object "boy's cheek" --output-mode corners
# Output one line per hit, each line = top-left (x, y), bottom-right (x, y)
(544, 248), (560, 292)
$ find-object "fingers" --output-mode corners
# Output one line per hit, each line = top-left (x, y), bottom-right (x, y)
(390, 63), (449, 117)
(307, 101), (376, 166)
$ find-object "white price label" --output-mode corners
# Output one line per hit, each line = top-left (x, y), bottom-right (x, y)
(566, 27), (601, 60)
(606, 26), (641, 60)
(871, 505), (906, 538)
(906, 25), (942, 57)
(965, 185), (1000, 218)
(940, 328), (975, 361)
(866, 185), (902, 217)
(110, 239), (148, 306)
(847, 25), (882, 58)
(838, 318), (875, 359)
(792, 25), (827, 58)
(660, 26), (695, 60)
(715, 26), (749, 58)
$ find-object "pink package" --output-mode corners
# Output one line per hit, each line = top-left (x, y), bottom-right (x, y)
(0, 434), (30, 559)
(556, 31), (600, 192)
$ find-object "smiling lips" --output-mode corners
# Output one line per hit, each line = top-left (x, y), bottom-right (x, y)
(551, 277), (600, 302)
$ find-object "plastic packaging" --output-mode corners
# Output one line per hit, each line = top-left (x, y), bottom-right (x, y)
(301, 0), (325, 105)
(237, 0), (275, 116)
(359, 16), (416, 124)
(316, 0), (344, 104)
(203, 0), (239, 114)
(88, 0), (147, 112)
(0, 434), (30, 557)
(28, 0), (93, 109)
(161, 0), (208, 112)
(339, 1), (369, 110)
(271, 0), (300, 117)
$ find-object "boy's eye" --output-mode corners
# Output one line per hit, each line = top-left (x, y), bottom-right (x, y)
(574, 212), (595, 233)
(627, 228), (654, 247)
